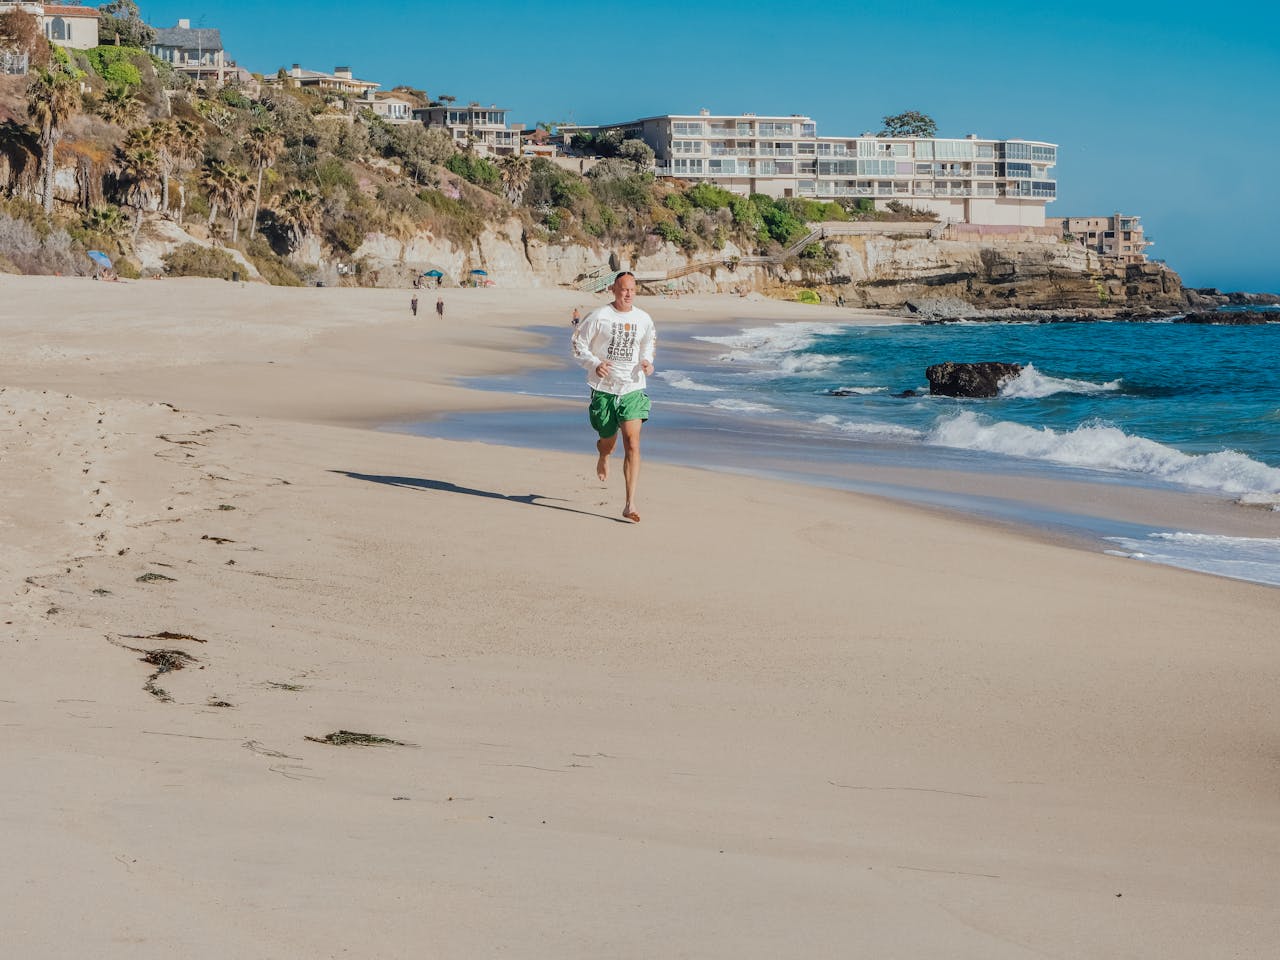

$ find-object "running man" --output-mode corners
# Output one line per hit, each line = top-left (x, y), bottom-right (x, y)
(570, 272), (656, 523)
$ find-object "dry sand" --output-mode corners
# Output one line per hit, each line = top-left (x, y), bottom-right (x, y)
(2, 275), (1277, 958)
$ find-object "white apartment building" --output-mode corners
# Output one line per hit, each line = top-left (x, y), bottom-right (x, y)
(569, 112), (1057, 227)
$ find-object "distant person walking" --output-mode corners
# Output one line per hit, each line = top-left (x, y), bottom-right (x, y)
(570, 272), (656, 523)
(435, 296), (445, 318)
(411, 294), (419, 317)
(572, 306), (581, 326)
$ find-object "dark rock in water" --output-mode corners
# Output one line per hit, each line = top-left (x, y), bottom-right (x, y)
(827, 388), (864, 397)
(895, 389), (919, 398)
(1174, 310), (1276, 325)
(926, 361), (1023, 398)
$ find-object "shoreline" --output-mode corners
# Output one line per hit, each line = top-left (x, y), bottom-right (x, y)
(4, 276), (1279, 958)
(399, 315), (1280, 586)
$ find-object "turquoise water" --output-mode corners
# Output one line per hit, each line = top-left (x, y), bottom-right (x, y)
(671, 318), (1280, 501)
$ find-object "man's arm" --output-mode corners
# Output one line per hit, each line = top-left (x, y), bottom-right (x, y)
(639, 317), (657, 375)
(570, 314), (604, 372)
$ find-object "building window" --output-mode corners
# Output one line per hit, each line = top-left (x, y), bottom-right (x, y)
(800, 123), (816, 137)
(672, 122), (704, 137)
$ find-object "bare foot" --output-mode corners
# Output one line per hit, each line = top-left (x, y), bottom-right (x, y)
(623, 504), (640, 523)
(596, 453), (609, 481)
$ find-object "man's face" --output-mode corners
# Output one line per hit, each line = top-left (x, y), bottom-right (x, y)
(611, 275), (636, 311)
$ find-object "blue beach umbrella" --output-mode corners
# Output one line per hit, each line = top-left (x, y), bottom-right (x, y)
(469, 269), (487, 276)
(87, 250), (113, 269)
(423, 269), (444, 278)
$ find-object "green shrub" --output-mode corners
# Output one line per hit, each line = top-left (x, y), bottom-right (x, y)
(760, 203), (807, 246)
(664, 193), (691, 216)
(313, 157), (356, 192)
(445, 153), (500, 188)
(654, 221), (687, 245)
(162, 243), (240, 279)
(218, 86), (251, 109)
(687, 182), (735, 210)
(85, 46), (144, 89)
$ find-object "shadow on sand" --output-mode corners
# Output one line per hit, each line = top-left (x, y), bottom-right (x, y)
(332, 471), (629, 523)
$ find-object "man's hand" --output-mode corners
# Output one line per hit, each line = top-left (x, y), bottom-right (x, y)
(640, 360), (654, 376)
(594, 361), (613, 378)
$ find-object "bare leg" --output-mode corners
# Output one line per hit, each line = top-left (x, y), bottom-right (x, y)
(596, 433), (616, 481)
(620, 419), (643, 522)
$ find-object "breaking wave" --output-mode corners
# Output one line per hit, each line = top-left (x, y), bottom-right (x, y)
(999, 363), (1122, 399)
(928, 411), (1280, 497)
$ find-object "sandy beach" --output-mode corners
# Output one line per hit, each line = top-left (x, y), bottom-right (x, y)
(2, 275), (1277, 958)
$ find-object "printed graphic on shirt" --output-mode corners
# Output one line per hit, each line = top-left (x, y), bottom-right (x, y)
(605, 322), (638, 362)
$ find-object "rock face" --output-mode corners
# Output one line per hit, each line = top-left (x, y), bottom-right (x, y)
(926, 361), (1023, 398)
(818, 236), (1186, 316)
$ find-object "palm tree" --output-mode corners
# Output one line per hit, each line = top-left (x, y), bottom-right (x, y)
(97, 84), (142, 126)
(500, 154), (533, 204)
(201, 161), (235, 228)
(27, 68), (80, 213)
(170, 119), (205, 225)
(116, 130), (161, 240)
(147, 118), (179, 217)
(274, 187), (321, 251)
(245, 125), (283, 239)
(226, 166), (254, 243)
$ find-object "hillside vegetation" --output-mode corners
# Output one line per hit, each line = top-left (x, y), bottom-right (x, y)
(0, 19), (916, 285)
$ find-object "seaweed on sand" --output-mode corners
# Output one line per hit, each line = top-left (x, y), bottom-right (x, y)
(138, 648), (197, 702)
(305, 730), (408, 747)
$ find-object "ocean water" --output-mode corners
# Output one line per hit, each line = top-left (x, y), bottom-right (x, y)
(404, 312), (1280, 587)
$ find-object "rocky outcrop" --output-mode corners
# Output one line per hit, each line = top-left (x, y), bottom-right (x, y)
(1174, 310), (1277, 325)
(926, 361), (1023, 398)
(809, 235), (1186, 316)
(1184, 288), (1280, 310)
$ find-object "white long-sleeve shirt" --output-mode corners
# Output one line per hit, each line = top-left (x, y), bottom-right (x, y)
(570, 303), (657, 395)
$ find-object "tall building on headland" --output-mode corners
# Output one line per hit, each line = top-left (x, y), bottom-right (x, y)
(1046, 214), (1151, 264)
(563, 111), (1057, 227)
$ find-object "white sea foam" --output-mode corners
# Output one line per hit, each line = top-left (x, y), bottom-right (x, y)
(696, 321), (845, 352)
(999, 363), (1122, 399)
(815, 414), (924, 440)
(825, 386), (886, 396)
(1105, 532), (1280, 587)
(928, 411), (1280, 497)
(698, 322), (850, 376)
(710, 398), (780, 414)
(656, 369), (723, 392)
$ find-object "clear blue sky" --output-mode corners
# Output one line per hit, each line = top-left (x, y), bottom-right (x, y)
(137, 1), (1280, 292)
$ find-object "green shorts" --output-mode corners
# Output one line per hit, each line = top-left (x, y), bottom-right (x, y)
(588, 388), (650, 438)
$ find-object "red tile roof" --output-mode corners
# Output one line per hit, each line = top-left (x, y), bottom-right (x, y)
(42, 4), (99, 16)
